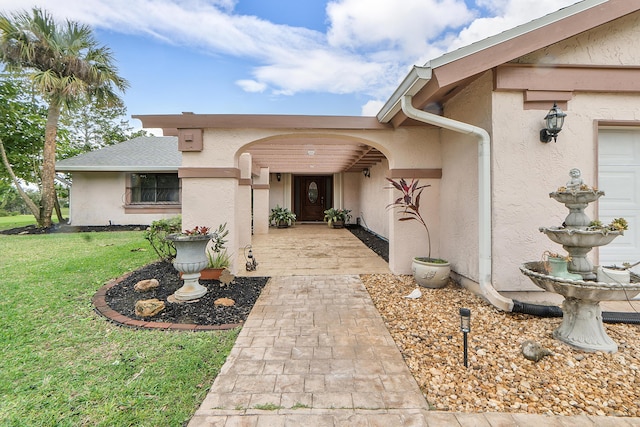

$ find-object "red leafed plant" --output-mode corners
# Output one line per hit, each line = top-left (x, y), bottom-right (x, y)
(183, 225), (210, 236)
(386, 178), (433, 259)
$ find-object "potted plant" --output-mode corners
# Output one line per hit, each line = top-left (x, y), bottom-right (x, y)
(542, 251), (581, 280)
(165, 225), (212, 301)
(202, 223), (231, 280)
(269, 205), (296, 228)
(323, 207), (352, 228)
(387, 178), (450, 288)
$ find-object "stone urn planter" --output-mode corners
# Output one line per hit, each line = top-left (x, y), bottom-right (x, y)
(166, 233), (211, 301)
(412, 257), (450, 288)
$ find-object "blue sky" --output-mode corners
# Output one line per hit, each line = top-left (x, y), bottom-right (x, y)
(1, 0), (579, 131)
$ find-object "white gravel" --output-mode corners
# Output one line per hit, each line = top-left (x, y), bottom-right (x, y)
(361, 273), (640, 417)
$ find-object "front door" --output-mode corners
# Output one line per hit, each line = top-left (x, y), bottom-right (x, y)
(295, 175), (332, 221)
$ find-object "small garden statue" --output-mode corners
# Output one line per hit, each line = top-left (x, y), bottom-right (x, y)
(566, 168), (583, 191)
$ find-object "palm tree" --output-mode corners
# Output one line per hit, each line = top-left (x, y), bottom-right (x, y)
(0, 8), (128, 227)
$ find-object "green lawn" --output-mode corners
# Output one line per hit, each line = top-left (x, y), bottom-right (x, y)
(0, 210), (69, 231)
(0, 231), (237, 426)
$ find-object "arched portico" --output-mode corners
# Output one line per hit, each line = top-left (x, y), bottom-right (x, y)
(133, 113), (443, 276)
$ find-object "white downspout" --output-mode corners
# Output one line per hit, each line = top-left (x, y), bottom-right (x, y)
(401, 95), (513, 311)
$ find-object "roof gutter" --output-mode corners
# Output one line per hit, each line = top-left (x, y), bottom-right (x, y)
(401, 94), (513, 312)
(377, 66), (433, 123)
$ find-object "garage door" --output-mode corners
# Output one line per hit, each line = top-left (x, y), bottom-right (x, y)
(598, 128), (640, 274)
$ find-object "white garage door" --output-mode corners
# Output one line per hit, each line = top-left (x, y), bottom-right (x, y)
(598, 128), (640, 274)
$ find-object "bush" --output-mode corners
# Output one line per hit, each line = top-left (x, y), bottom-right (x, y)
(143, 215), (182, 262)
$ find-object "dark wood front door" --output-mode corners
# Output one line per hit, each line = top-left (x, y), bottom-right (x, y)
(295, 175), (332, 221)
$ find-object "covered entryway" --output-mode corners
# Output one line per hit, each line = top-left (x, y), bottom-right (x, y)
(236, 223), (390, 276)
(598, 127), (640, 273)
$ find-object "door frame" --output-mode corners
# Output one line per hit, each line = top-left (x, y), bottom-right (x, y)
(293, 175), (333, 221)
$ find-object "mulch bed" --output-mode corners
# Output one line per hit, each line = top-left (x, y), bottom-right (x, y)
(5, 223), (387, 329)
(347, 224), (389, 262)
(102, 261), (268, 327)
(0, 224), (147, 235)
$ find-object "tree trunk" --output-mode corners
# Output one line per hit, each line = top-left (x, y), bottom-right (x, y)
(54, 191), (64, 223)
(0, 137), (41, 222)
(41, 103), (62, 228)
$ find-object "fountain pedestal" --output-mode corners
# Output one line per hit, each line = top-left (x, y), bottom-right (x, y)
(554, 298), (616, 353)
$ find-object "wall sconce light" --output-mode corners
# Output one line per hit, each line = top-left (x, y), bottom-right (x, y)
(540, 102), (567, 143)
(362, 168), (370, 178)
(459, 308), (471, 367)
(276, 173), (281, 182)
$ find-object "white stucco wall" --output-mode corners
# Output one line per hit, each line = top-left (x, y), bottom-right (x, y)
(68, 172), (180, 226)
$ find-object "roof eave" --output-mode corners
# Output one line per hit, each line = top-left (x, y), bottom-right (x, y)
(377, 0), (610, 124)
(55, 166), (178, 172)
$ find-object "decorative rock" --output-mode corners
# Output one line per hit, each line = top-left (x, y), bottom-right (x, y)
(521, 340), (553, 362)
(214, 297), (235, 307)
(134, 298), (165, 317)
(219, 269), (235, 286)
(134, 278), (159, 292)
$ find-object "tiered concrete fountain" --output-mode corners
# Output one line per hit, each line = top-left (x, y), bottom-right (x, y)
(520, 169), (640, 353)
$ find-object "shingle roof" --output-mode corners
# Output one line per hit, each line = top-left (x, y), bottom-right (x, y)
(55, 136), (180, 172)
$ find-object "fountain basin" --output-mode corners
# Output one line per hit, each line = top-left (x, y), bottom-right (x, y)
(521, 262), (640, 301)
(521, 262), (640, 353)
(540, 227), (622, 248)
(549, 190), (603, 205)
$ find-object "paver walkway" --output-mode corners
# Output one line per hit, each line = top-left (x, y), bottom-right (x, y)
(189, 274), (430, 426)
(190, 225), (640, 426)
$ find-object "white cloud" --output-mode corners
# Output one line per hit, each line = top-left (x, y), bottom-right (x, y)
(326, 0), (474, 58)
(443, 0), (580, 52)
(361, 100), (384, 116)
(0, 0), (583, 108)
(236, 79), (267, 93)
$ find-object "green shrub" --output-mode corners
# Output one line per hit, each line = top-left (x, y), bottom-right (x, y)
(143, 215), (182, 262)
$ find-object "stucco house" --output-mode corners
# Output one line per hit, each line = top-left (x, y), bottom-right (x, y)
(56, 136), (181, 225)
(58, 0), (640, 307)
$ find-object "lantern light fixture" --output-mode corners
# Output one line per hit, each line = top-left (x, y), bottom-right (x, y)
(362, 168), (370, 178)
(459, 308), (471, 367)
(540, 102), (567, 143)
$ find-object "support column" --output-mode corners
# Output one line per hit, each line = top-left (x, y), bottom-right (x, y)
(237, 153), (252, 251)
(253, 167), (270, 235)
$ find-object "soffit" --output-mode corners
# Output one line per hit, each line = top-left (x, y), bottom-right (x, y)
(244, 138), (386, 174)
(134, 114), (391, 175)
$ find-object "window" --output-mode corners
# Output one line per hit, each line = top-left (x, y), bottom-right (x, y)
(128, 173), (180, 204)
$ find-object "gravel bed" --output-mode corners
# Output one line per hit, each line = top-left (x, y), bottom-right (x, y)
(361, 273), (640, 417)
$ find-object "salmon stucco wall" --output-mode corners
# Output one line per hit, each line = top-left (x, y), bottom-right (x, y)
(515, 11), (640, 66)
(438, 72), (492, 284)
(269, 174), (287, 210)
(342, 172), (360, 225)
(357, 159), (390, 240)
(491, 90), (640, 291)
(68, 172), (179, 226)
(490, 11), (640, 291)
